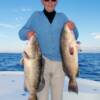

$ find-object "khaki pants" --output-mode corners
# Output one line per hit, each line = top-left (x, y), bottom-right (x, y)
(37, 56), (65, 100)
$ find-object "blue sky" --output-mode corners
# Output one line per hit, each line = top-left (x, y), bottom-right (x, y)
(0, 0), (100, 52)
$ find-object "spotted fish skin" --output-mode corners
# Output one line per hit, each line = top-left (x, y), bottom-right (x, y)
(60, 23), (79, 93)
(22, 35), (45, 100)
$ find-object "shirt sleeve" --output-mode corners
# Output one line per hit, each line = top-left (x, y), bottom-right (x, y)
(18, 12), (36, 40)
(61, 13), (69, 24)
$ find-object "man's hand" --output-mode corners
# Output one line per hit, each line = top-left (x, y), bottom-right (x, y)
(27, 32), (36, 40)
(67, 20), (75, 30)
(67, 21), (81, 50)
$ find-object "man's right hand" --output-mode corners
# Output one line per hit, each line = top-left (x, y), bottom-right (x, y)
(27, 32), (36, 40)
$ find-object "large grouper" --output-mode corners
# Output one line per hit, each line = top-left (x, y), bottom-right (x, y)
(21, 35), (45, 100)
(60, 22), (79, 93)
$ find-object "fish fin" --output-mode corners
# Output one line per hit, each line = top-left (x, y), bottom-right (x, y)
(28, 94), (37, 100)
(24, 51), (30, 59)
(42, 57), (45, 67)
(37, 78), (45, 92)
(77, 41), (81, 45)
(37, 57), (45, 92)
(20, 58), (24, 65)
(69, 47), (74, 55)
(62, 66), (68, 76)
(76, 67), (79, 77)
(68, 79), (78, 93)
(24, 85), (28, 92)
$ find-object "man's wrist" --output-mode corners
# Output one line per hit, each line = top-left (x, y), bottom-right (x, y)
(67, 20), (75, 30)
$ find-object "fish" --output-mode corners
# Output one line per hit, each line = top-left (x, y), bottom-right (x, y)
(21, 35), (45, 100)
(60, 22), (79, 93)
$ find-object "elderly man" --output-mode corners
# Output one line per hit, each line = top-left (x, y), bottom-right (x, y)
(19, 0), (79, 100)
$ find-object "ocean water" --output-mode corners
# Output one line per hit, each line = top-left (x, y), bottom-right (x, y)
(79, 53), (100, 82)
(0, 53), (100, 82)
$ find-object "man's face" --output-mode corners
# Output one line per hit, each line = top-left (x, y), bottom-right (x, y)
(42, 0), (57, 12)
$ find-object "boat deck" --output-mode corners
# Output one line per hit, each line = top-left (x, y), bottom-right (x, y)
(0, 71), (100, 100)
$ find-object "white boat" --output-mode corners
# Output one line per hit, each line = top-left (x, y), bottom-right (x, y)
(0, 71), (100, 100)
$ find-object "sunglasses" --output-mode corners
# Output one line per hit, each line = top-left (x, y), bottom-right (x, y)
(44, 0), (57, 2)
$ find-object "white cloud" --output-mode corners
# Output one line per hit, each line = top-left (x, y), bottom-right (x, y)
(12, 8), (32, 13)
(94, 35), (100, 39)
(91, 32), (100, 40)
(21, 8), (32, 12)
(15, 16), (24, 21)
(80, 44), (100, 53)
(0, 23), (21, 29)
(12, 8), (32, 23)
(91, 33), (96, 36)
(0, 23), (15, 29)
